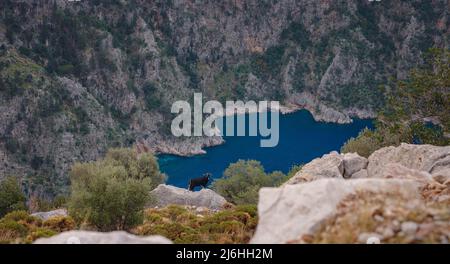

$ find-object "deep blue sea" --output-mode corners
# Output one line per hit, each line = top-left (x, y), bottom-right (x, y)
(158, 110), (373, 188)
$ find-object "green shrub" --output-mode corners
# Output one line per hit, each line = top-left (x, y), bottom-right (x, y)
(68, 148), (166, 231)
(0, 210), (74, 243)
(341, 128), (385, 157)
(0, 220), (28, 237)
(1, 211), (40, 225)
(0, 177), (26, 218)
(26, 228), (57, 242)
(29, 195), (68, 212)
(142, 82), (162, 110)
(56, 64), (75, 75)
(212, 160), (287, 205)
(105, 148), (166, 186)
(341, 48), (450, 157)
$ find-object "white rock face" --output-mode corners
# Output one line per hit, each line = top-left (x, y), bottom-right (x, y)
(31, 209), (68, 221)
(251, 178), (421, 244)
(150, 184), (227, 210)
(285, 152), (344, 184)
(351, 169), (368, 179)
(286, 144), (450, 185)
(367, 143), (450, 178)
(342, 152), (368, 178)
(33, 231), (172, 244)
(381, 163), (433, 182)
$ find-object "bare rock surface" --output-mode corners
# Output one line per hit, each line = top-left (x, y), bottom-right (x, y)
(253, 144), (450, 244)
(149, 184), (227, 210)
(31, 209), (68, 221)
(251, 178), (421, 244)
(367, 143), (450, 178)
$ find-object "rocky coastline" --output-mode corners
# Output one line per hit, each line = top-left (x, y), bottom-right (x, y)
(149, 99), (375, 157)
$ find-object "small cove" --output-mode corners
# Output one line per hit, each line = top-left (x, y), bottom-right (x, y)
(158, 110), (373, 188)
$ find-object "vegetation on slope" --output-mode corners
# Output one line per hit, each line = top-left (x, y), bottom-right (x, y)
(0, 177), (26, 218)
(133, 204), (257, 244)
(342, 48), (450, 157)
(0, 210), (75, 244)
(68, 148), (165, 231)
(212, 160), (301, 205)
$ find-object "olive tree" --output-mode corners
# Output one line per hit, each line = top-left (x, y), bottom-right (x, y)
(68, 148), (166, 231)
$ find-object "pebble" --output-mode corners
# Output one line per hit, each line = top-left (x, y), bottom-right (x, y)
(357, 233), (382, 244)
(374, 215), (384, 222)
(401, 221), (418, 236)
(195, 207), (208, 213)
(392, 220), (401, 232)
(382, 228), (395, 239)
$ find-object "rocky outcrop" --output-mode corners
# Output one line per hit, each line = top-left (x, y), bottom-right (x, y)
(145, 135), (225, 157)
(367, 143), (450, 178)
(285, 151), (368, 184)
(149, 184), (227, 210)
(343, 152), (368, 178)
(286, 144), (450, 184)
(33, 231), (172, 244)
(251, 178), (421, 243)
(31, 209), (68, 221)
(253, 144), (450, 244)
(288, 93), (354, 124)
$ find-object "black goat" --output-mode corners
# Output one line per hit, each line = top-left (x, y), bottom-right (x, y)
(188, 173), (211, 191)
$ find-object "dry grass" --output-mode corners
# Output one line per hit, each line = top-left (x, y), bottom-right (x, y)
(0, 211), (75, 244)
(132, 204), (258, 244)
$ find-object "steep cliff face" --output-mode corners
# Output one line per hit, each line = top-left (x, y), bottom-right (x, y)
(0, 0), (448, 195)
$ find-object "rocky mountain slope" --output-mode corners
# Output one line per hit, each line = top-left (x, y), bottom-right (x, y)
(251, 143), (450, 243)
(0, 0), (449, 196)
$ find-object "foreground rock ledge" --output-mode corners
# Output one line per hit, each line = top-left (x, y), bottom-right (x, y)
(149, 184), (227, 210)
(251, 178), (422, 244)
(285, 143), (450, 184)
(34, 231), (172, 244)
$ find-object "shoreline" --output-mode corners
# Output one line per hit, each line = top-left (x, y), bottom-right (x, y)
(151, 105), (375, 158)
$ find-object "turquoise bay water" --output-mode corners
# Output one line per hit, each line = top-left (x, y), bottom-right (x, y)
(158, 110), (373, 188)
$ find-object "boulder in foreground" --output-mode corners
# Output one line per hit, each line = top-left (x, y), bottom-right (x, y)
(252, 144), (450, 244)
(251, 178), (422, 243)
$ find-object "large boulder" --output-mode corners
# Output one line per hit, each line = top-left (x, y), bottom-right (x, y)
(342, 152), (368, 178)
(31, 209), (68, 221)
(285, 152), (344, 184)
(367, 143), (450, 178)
(149, 184), (227, 210)
(285, 144), (450, 185)
(285, 151), (368, 184)
(34, 231), (172, 244)
(251, 178), (421, 244)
